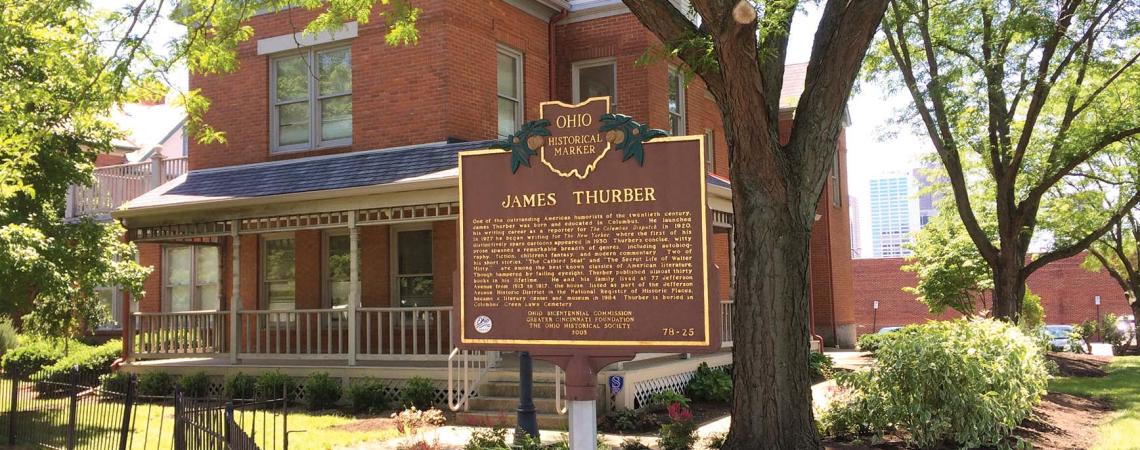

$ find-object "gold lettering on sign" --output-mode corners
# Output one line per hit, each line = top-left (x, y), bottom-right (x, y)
(501, 192), (557, 209)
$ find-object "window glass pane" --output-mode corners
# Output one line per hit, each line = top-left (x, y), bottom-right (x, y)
(166, 247), (192, 285)
(398, 276), (434, 307)
(328, 235), (350, 281)
(170, 286), (192, 312)
(498, 98), (518, 139)
(265, 238), (295, 281)
(668, 70), (681, 114)
(196, 247), (219, 284)
(275, 55), (309, 102)
(278, 102), (310, 146)
(497, 52), (518, 98)
(397, 230), (432, 275)
(198, 284), (220, 310)
(317, 48), (351, 96)
(577, 64), (614, 101)
(320, 96), (352, 141)
(670, 115), (683, 136)
(268, 282), (295, 308)
(330, 281), (350, 308)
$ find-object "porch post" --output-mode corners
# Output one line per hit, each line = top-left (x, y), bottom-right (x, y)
(230, 221), (240, 364)
(348, 214), (359, 365)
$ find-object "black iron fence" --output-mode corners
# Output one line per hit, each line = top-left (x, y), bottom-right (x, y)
(1, 369), (289, 450)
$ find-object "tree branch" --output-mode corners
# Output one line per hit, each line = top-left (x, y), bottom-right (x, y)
(620, 0), (727, 97)
(1025, 190), (1140, 274)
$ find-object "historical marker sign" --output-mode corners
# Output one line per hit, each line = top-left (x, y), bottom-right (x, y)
(457, 97), (719, 357)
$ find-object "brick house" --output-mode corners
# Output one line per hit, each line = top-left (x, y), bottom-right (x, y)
(109, 0), (855, 414)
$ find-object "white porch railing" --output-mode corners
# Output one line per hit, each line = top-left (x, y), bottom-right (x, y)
(132, 311), (229, 357)
(720, 300), (734, 347)
(68, 154), (188, 218)
(130, 302), (734, 362)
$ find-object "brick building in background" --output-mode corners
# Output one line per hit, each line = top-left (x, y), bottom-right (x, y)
(853, 254), (1132, 335)
(98, 0), (857, 416)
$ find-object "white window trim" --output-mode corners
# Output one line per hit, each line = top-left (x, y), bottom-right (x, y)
(162, 245), (221, 313)
(269, 44), (353, 154)
(389, 223), (434, 309)
(260, 233), (296, 311)
(831, 152), (842, 207)
(668, 66), (686, 135)
(322, 229), (351, 309)
(497, 44), (525, 139)
(571, 57), (618, 107)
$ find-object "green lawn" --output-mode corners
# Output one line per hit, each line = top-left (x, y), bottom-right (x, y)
(1049, 355), (1140, 450)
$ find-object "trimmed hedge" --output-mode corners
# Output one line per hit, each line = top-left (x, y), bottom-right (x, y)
(225, 373), (257, 400)
(348, 378), (389, 413)
(35, 339), (121, 384)
(304, 372), (342, 410)
(2, 339), (83, 377)
(822, 319), (1049, 448)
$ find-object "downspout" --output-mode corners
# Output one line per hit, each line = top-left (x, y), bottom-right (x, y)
(548, 8), (568, 99)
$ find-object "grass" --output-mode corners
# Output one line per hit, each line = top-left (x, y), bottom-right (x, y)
(0, 379), (402, 450)
(1049, 355), (1140, 450)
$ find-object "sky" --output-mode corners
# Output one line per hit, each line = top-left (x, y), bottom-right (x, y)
(92, 1), (928, 256)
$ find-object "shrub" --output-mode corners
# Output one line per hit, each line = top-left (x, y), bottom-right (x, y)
(821, 318), (1049, 449)
(686, 363), (730, 403)
(179, 371), (211, 398)
(855, 332), (892, 353)
(304, 372), (342, 410)
(225, 373), (257, 400)
(603, 408), (658, 433)
(137, 371), (174, 397)
(35, 340), (121, 386)
(399, 376), (436, 409)
(649, 390), (689, 409)
(2, 339), (83, 377)
(100, 371), (131, 393)
(704, 433), (727, 449)
(348, 378), (390, 413)
(1020, 288), (1045, 330)
(809, 351), (835, 380)
(463, 427), (508, 450)
(619, 439), (651, 450)
(0, 319), (19, 357)
(658, 403), (697, 450)
(255, 370), (296, 403)
(391, 406), (446, 435)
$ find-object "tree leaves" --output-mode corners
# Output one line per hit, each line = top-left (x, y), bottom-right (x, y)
(600, 113), (668, 166)
(490, 119), (550, 173)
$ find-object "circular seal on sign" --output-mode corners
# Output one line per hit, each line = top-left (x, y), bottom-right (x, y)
(474, 315), (493, 334)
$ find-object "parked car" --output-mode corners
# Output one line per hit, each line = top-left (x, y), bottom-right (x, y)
(1116, 315), (1135, 334)
(1043, 324), (1078, 351)
(877, 326), (904, 334)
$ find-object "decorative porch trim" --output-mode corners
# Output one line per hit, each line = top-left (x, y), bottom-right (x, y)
(128, 202), (460, 241)
(131, 221), (232, 242)
(712, 210), (733, 229)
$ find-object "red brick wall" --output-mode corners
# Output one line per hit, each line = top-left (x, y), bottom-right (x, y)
(188, 0), (550, 170)
(432, 220), (458, 307)
(360, 225), (391, 307)
(852, 254), (1132, 334)
(137, 243), (163, 313)
(713, 229), (731, 301)
(294, 230), (322, 310)
(95, 153), (127, 167)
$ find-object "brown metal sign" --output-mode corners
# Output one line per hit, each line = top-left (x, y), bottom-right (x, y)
(457, 98), (719, 361)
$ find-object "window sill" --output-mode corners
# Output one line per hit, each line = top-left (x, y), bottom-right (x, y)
(268, 142), (355, 160)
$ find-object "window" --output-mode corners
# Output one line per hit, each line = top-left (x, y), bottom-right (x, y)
(262, 236), (296, 313)
(163, 246), (220, 312)
(325, 232), (351, 308)
(572, 59), (616, 106)
(392, 227), (433, 308)
(271, 46), (352, 152)
(497, 46), (523, 139)
(831, 151), (842, 207)
(668, 68), (685, 135)
(96, 286), (120, 329)
(704, 129), (715, 173)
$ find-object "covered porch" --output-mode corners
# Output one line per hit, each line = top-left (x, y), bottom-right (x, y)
(116, 141), (738, 368)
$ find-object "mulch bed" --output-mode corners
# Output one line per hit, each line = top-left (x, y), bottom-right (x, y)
(329, 416), (400, 433)
(1047, 352), (1111, 377)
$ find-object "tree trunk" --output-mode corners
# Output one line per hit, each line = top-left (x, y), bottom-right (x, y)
(991, 251), (1027, 323)
(725, 203), (818, 449)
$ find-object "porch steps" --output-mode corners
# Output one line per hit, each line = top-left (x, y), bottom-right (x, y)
(454, 370), (568, 430)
